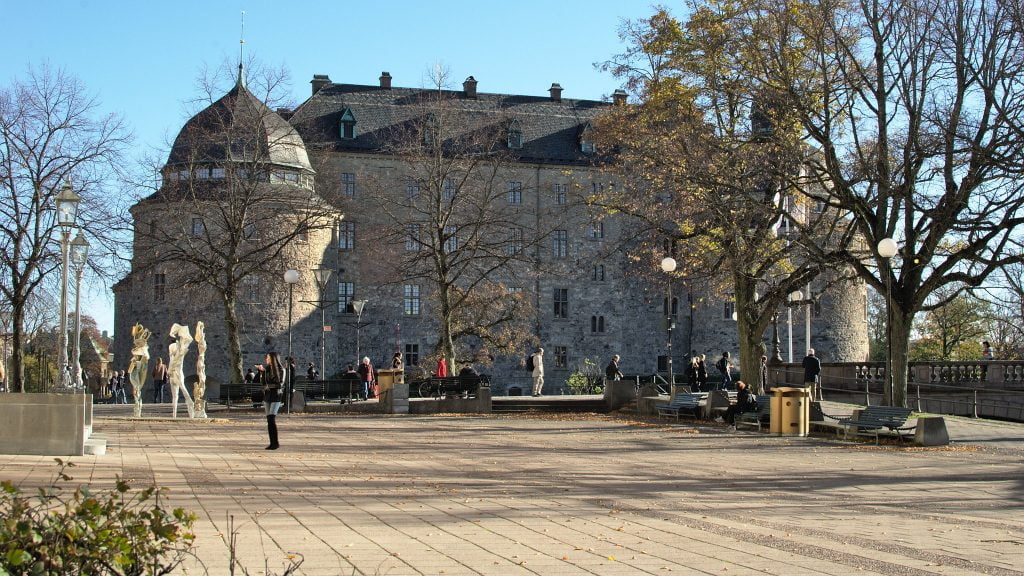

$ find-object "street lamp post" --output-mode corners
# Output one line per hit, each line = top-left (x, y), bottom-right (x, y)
(312, 268), (332, 382)
(55, 182), (80, 392)
(787, 290), (802, 363)
(877, 237), (898, 406)
(70, 233), (89, 389)
(660, 257), (677, 392)
(352, 300), (367, 366)
(283, 269), (300, 413)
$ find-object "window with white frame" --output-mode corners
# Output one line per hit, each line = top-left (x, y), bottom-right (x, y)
(588, 221), (604, 240)
(406, 224), (421, 251)
(337, 281), (354, 313)
(404, 284), (421, 315)
(507, 286), (523, 294)
(211, 168), (225, 179)
(406, 182), (420, 199)
(507, 181), (522, 204)
(507, 227), (523, 255)
(191, 217), (205, 237)
(341, 172), (356, 196)
(443, 225), (458, 252)
(553, 182), (567, 205)
(338, 221), (355, 250)
(592, 264), (605, 282)
(552, 230), (567, 258)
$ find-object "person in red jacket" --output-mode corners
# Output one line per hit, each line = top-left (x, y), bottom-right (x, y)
(436, 354), (448, 378)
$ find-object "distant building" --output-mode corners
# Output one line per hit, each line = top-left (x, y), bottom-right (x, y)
(114, 70), (866, 394)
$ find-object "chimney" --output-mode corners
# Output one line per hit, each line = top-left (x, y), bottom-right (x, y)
(379, 71), (392, 89)
(549, 83), (563, 102)
(463, 76), (478, 99)
(311, 74), (331, 95)
(612, 89), (628, 106)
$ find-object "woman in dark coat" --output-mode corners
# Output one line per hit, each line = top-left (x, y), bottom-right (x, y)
(263, 353), (284, 450)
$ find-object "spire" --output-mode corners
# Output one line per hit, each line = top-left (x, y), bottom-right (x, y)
(237, 10), (247, 89)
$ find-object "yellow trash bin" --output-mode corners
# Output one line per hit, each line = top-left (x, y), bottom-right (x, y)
(770, 386), (811, 436)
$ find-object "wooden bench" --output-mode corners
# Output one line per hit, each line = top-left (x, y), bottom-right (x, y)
(735, 396), (771, 431)
(837, 406), (917, 443)
(656, 393), (702, 419)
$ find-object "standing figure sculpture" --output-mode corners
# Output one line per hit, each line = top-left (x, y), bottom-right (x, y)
(193, 321), (208, 418)
(167, 323), (196, 418)
(127, 323), (152, 418)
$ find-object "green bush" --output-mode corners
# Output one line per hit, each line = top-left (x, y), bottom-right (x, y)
(0, 459), (196, 575)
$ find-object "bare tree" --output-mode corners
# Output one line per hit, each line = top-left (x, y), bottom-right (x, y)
(0, 65), (129, 391)
(360, 69), (542, 371)
(129, 62), (339, 386)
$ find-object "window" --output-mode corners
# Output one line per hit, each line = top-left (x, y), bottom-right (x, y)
(405, 344), (420, 366)
(580, 124), (595, 154)
(404, 284), (421, 315)
(153, 273), (165, 303)
(554, 346), (568, 368)
(295, 224), (308, 243)
(591, 182), (605, 194)
(592, 264), (605, 282)
(243, 221), (258, 241)
(211, 168), (225, 179)
(243, 275), (260, 303)
(507, 227), (523, 255)
(443, 225), (458, 252)
(553, 288), (568, 319)
(507, 286), (523, 294)
(663, 296), (679, 316)
(724, 299), (736, 320)
(406, 182), (420, 199)
(507, 181), (522, 204)
(406, 224), (421, 251)
(552, 230), (567, 258)
(196, 168), (210, 180)
(191, 217), (205, 237)
(272, 171), (300, 183)
(508, 121), (523, 149)
(443, 178), (456, 201)
(553, 183), (567, 205)
(341, 172), (356, 196)
(338, 221), (355, 250)
(337, 281), (354, 313)
(339, 108), (357, 140)
(588, 222), (605, 240)
(591, 315), (606, 333)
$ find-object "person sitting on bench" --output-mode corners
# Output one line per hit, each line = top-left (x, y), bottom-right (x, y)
(724, 381), (757, 429)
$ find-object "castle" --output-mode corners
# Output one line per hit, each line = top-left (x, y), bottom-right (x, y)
(113, 70), (867, 396)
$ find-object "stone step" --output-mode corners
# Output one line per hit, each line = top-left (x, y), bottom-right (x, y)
(492, 397), (607, 413)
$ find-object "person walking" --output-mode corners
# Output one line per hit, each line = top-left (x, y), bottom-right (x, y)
(358, 356), (376, 400)
(151, 357), (167, 403)
(982, 341), (994, 360)
(263, 352), (284, 450)
(605, 354), (623, 381)
(696, 354), (708, 392)
(530, 347), (545, 397)
(686, 357), (699, 392)
(802, 348), (821, 399)
(436, 354), (448, 378)
(716, 352), (733, 390)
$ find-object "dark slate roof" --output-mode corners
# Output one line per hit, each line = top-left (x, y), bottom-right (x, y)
(167, 83), (312, 172)
(289, 83), (611, 165)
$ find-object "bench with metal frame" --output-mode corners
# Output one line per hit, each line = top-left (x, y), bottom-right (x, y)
(413, 375), (489, 399)
(837, 406), (917, 443)
(656, 393), (702, 419)
(734, 396), (772, 431)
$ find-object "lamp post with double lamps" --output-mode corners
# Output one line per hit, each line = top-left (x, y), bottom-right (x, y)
(877, 237), (898, 406)
(70, 233), (89, 389)
(283, 269), (300, 413)
(312, 268), (332, 382)
(660, 257), (677, 392)
(54, 182), (80, 392)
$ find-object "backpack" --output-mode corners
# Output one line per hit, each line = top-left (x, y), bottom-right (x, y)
(716, 357), (727, 373)
(526, 354), (535, 371)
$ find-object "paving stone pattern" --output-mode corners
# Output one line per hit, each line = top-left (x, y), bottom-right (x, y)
(2, 407), (1023, 575)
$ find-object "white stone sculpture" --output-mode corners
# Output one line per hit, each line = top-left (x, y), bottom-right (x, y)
(193, 321), (208, 418)
(127, 323), (151, 418)
(168, 323), (196, 418)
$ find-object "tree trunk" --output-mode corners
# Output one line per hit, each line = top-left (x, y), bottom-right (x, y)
(221, 290), (244, 386)
(10, 299), (26, 393)
(437, 283), (456, 373)
(733, 272), (769, 394)
(886, 309), (913, 407)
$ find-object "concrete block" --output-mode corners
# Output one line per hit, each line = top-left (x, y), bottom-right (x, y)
(915, 416), (950, 446)
(0, 393), (90, 456)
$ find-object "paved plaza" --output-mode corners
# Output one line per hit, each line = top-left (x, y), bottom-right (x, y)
(2, 404), (1023, 575)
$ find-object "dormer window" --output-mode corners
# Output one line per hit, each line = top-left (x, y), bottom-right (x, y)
(580, 123), (595, 154)
(508, 120), (523, 149)
(339, 108), (356, 140)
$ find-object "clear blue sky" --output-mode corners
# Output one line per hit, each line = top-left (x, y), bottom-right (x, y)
(0, 0), (659, 333)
